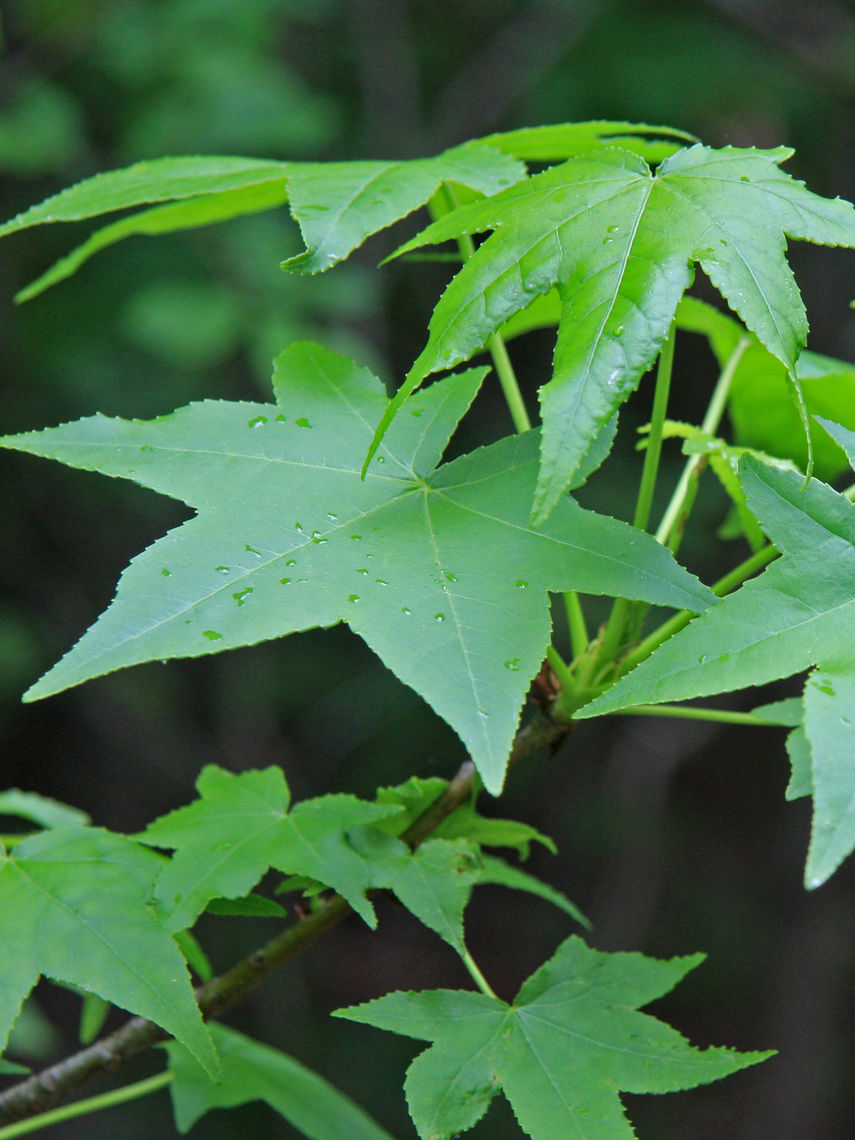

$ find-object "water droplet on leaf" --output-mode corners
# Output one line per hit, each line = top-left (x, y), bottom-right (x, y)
(233, 588), (253, 606)
(434, 613), (445, 622)
(516, 580), (528, 589)
(160, 568), (171, 577)
(245, 544), (262, 557)
(296, 417), (312, 428)
(504, 658), (521, 671)
(248, 416), (267, 429)
(215, 565), (230, 574)
(203, 630), (223, 641)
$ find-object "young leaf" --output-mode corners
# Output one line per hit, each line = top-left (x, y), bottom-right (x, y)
(165, 1022), (396, 1139)
(336, 935), (771, 1139)
(1, 342), (711, 793)
(138, 766), (398, 930)
(377, 144), (855, 522)
(580, 450), (855, 887)
(0, 827), (217, 1076)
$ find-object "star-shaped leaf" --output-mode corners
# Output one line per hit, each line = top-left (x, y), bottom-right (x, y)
(581, 436), (855, 887)
(0, 827), (217, 1076)
(375, 144), (855, 522)
(165, 1022), (396, 1139)
(2, 342), (711, 792)
(336, 935), (771, 1139)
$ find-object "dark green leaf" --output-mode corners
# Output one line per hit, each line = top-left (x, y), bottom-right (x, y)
(0, 827), (217, 1076)
(165, 1022), (396, 1139)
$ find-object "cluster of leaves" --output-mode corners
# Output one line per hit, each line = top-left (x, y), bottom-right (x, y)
(4, 118), (855, 1137)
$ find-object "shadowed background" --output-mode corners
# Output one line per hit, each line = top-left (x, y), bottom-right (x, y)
(1, 1), (855, 1136)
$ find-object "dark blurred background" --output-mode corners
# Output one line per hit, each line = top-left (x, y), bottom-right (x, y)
(2, 2), (855, 1137)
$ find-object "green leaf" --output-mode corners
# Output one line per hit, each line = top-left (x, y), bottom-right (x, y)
(0, 155), (289, 236)
(346, 829), (482, 951)
(205, 893), (289, 918)
(476, 854), (590, 929)
(6, 142), (523, 298)
(2, 343), (711, 792)
(15, 182), (289, 302)
(282, 141), (525, 274)
(139, 766), (397, 930)
(580, 454), (855, 886)
(336, 935), (770, 1139)
(678, 296), (855, 480)
(165, 1022), (396, 1139)
(0, 827), (217, 1076)
(484, 120), (697, 163)
(0, 788), (90, 830)
(378, 145), (855, 522)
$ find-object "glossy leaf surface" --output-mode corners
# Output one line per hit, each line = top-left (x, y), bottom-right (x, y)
(380, 145), (855, 521)
(1, 343), (711, 792)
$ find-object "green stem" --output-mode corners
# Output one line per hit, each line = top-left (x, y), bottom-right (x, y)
(610, 704), (773, 726)
(0, 1072), (172, 1139)
(595, 322), (676, 669)
(434, 184), (530, 432)
(655, 334), (750, 549)
(460, 947), (499, 1000)
(564, 592), (589, 660)
(615, 543), (779, 678)
(546, 645), (576, 693)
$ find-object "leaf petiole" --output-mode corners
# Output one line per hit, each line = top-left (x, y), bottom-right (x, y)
(0, 1071), (173, 1139)
(655, 334), (750, 550)
(460, 947), (499, 1000)
(608, 703), (776, 726)
(595, 322), (676, 671)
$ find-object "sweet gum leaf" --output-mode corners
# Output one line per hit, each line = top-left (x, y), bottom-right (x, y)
(1, 342), (711, 793)
(335, 935), (771, 1139)
(166, 1022), (395, 1139)
(581, 446), (855, 888)
(377, 144), (855, 522)
(0, 827), (217, 1076)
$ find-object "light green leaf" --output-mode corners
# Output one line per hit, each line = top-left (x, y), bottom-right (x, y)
(15, 182), (289, 302)
(580, 454), (855, 886)
(476, 854), (589, 929)
(785, 724), (812, 801)
(205, 893), (289, 918)
(0, 155), (289, 236)
(377, 145), (855, 522)
(678, 296), (855, 480)
(283, 141), (525, 274)
(485, 120), (696, 163)
(336, 935), (770, 1139)
(0, 827), (217, 1076)
(139, 766), (397, 930)
(0, 789), (90, 830)
(165, 1022), (396, 1139)
(2, 343), (711, 792)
